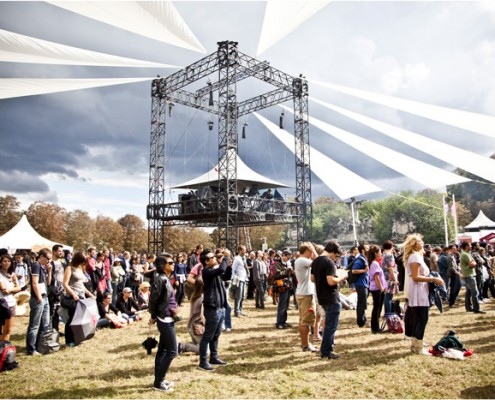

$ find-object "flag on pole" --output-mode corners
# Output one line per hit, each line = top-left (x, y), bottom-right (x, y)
(444, 202), (449, 215)
(451, 202), (456, 216)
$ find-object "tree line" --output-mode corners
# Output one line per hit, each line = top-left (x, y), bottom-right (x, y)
(1, 176), (493, 252)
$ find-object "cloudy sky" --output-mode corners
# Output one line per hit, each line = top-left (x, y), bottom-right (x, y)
(1, 1), (495, 222)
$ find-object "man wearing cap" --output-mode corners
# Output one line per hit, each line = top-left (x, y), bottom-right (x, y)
(110, 258), (126, 305)
(198, 248), (231, 371)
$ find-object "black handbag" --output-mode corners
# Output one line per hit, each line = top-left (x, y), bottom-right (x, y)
(60, 295), (76, 310)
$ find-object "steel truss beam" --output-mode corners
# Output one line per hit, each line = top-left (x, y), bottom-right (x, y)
(148, 41), (312, 252)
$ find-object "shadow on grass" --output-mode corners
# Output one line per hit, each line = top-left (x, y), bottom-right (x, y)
(460, 384), (495, 398)
(27, 383), (155, 399)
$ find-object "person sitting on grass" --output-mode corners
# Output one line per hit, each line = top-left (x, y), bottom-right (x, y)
(138, 281), (151, 309)
(96, 291), (126, 329)
(116, 287), (144, 322)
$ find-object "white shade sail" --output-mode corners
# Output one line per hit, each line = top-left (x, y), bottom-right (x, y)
(309, 79), (495, 140)
(172, 154), (289, 193)
(48, 0), (206, 54)
(254, 112), (382, 200)
(256, 0), (331, 56)
(0, 28), (180, 68)
(0, 77), (154, 100)
(0, 215), (73, 252)
(311, 97), (495, 184)
(283, 106), (470, 189)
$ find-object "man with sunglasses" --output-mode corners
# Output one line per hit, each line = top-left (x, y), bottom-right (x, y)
(26, 248), (53, 355)
(198, 248), (231, 371)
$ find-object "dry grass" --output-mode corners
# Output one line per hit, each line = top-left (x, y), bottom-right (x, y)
(1, 289), (494, 399)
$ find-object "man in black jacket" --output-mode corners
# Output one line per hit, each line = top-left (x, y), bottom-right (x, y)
(198, 248), (231, 371)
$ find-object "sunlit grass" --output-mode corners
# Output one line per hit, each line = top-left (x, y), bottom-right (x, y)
(1, 289), (494, 398)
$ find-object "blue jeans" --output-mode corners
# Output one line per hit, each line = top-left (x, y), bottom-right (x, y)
(384, 292), (393, 314)
(449, 274), (461, 306)
(224, 298), (232, 330)
(276, 289), (289, 326)
(97, 318), (113, 329)
(111, 282), (119, 304)
(355, 286), (368, 327)
(26, 295), (50, 354)
(200, 307), (224, 365)
(321, 303), (341, 356)
(155, 320), (177, 386)
(234, 281), (245, 314)
(464, 276), (480, 312)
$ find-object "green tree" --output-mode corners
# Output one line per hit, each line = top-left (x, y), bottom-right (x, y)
(448, 161), (495, 221)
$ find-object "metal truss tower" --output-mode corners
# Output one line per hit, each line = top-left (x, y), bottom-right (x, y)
(147, 41), (312, 254)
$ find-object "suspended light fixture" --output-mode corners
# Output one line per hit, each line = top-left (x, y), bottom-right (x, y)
(208, 118), (214, 131)
(168, 102), (174, 117)
(207, 80), (214, 106)
(242, 121), (248, 139)
(279, 110), (284, 129)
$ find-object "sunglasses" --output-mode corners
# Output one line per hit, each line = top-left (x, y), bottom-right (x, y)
(165, 261), (174, 265)
(205, 256), (215, 261)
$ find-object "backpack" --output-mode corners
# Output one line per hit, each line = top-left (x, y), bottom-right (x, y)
(0, 340), (18, 372)
(346, 259), (358, 285)
(37, 329), (60, 355)
(47, 278), (64, 303)
(381, 312), (404, 334)
(433, 331), (466, 353)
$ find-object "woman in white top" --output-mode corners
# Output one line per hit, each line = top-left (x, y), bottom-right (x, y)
(402, 234), (444, 355)
(0, 254), (21, 341)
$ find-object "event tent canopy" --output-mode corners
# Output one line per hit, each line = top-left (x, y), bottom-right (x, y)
(464, 210), (495, 231)
(0, 215), (73, 252)
(172, 155), (289, 194)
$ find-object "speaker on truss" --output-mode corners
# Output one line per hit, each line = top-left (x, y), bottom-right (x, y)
(228, 194), (238, 212)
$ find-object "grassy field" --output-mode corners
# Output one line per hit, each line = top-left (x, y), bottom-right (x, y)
(1, 290), (494, 399)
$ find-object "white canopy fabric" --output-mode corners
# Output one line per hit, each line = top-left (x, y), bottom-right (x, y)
(256, 0), (331, 56)
(309, 79), (495, 140)
(311, 97), (495, 184)
(48, 1), (206, 54)
(283, 106), (470, 189)
(172, 155), (289, 193)
(0, 215), (73, 253)
(254, 113), (382, 200)
(0, 28), (180, 68)
(0, 77), (154, 100)
(464, 210), (495, 230)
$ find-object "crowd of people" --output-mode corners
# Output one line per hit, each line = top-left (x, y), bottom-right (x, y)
(0, 235), (493, 392)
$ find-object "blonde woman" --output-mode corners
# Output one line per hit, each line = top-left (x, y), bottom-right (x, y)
(402, 234), (444, 355)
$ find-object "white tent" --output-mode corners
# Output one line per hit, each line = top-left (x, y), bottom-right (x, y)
(464, 210), (495, 231)
(0, 215), (73, 253)
(172, 155), (289, 194)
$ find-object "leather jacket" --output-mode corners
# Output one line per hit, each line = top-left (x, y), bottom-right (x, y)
(149, 271), (172, 320)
